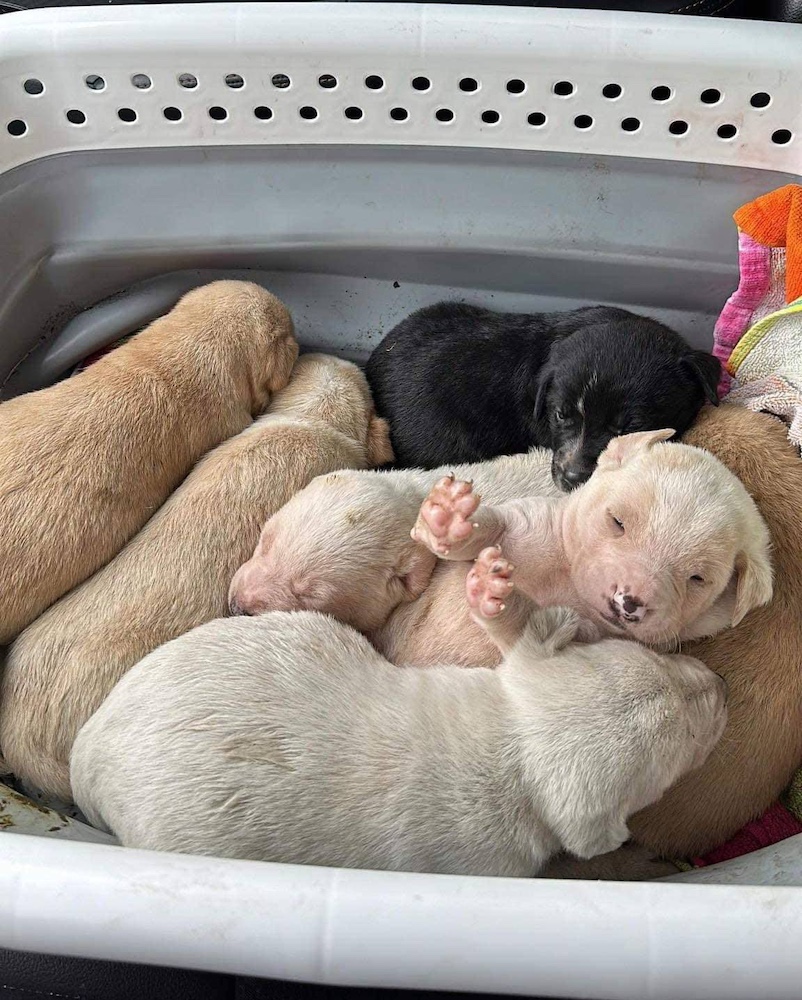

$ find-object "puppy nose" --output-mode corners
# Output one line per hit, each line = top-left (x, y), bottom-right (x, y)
(559, 466), (591, 490)
(612, 590), (647, 622)
(228, 596), (252, 617)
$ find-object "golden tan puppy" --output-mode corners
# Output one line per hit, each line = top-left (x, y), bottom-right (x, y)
(0, 280), (297, 644)
(629, 404), (802, 857)
(0, 354), (390, 802)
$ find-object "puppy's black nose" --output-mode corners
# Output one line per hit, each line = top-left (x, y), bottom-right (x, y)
(229, 597), (252, 617)
(559, 467), (591, 490)
(610, 590), (648, 622)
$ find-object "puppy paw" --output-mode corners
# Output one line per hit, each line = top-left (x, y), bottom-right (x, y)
(411, 475), (481, 556)
(466, 546), (515, 618)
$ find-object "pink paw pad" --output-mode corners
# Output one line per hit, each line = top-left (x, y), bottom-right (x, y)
(466, 546), (515, 618)
(411, 474), (481, 555)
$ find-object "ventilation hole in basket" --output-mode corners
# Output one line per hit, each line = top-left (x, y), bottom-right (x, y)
(178, 73), (198, 89)
(602, 83), (622, 99)
(750, 91), (771, 109)
(131, 73), (152, 90)
(506, 79), (525, 94)
(700, 88), (722, 105)
(163, 106), (182, 122)
(390, 107), (409, 121)
(553, 81), (574, 97)
(225, 73), (245, 89)
(717, 123), (737, 140)
(651, 85), (672, 102)
(435, 108), (454, 122)
(528, 111), (547, 127)
(344, 106), (363, 120)
(23, 78), (44, 96)
(482, 110), (500, 124)
(365, 75), (384, 90)
(621, 117), (641, 132)
(208, 106), (228, 121)
(574, 114), (593, 130)
(117, 107), (137, 123)
(66, 109), (86, 125)
(412, 76), (431, 91)
(318, 74), (337, 89)
(84, 74), (105, 92)
(459, 77), (479, 92)
(272, 74), (291, 89)
(772, 129), (793, 145)
(254, 106), (273, 120)
(6, 119), (27, 137)
(299, 106), (318, 120)
(669, 119), (689, 135)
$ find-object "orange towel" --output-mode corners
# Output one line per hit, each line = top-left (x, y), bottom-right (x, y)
(734, 184), (802, 306)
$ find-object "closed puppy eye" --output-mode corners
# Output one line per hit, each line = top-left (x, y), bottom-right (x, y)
(610, 513), (625, 534)
(689, 574), (705, 583)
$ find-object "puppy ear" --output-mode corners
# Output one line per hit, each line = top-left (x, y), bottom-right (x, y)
(532, 370), (553, 428)
(596, 428), (675, 470)
(682, 350), (721, 407)
(365, 414), (395, 467)
(561, 813), (631, 860)
(396, 544), (438, 601)
(732, 545), (774, 626)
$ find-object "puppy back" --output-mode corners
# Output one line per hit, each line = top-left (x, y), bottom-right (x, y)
(630, 404), (802, 856)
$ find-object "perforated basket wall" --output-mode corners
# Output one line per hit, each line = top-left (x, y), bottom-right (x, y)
(1, 2), (801, 175)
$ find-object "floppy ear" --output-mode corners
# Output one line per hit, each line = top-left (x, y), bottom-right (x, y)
(532, 371), (553, 431)
(365, 414), (395, 467)
(596, 428), (675, 471)
(732, 545), (774, 626)
(682, 350), (721, 407)
(395, 543), (438, 601)
(560, 813), (631, 861)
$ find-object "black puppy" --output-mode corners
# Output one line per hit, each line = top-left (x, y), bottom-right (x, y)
(365, 302), (720, 490)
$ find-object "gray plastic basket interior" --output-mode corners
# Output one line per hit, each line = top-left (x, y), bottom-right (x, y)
(1, 3), (802, 397)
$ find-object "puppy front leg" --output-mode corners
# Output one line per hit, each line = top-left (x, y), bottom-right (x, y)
(410, 476), (509, 562)
(467, 547), (581, 658)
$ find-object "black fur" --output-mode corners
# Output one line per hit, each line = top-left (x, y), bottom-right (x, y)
(365, 302), (721, 490)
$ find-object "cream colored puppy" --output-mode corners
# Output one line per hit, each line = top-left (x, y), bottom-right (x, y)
(0, 280), (298, 644)
(71, 550), (727, 874)
(229, 430), (773, 666)
(1, 354), (391, 802)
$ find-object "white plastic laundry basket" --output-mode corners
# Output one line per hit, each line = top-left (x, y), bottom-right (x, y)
(1, 3), (802, 996)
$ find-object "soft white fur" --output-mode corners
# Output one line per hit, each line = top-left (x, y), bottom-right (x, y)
(229, 431), (773, 668)
(71, 603), (727, 876)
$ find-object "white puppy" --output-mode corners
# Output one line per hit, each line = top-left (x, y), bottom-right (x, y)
(72, 550), (727, 876)
(229, 430), (773, 668)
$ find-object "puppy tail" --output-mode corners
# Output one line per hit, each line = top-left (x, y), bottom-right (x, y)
(365, 414), (395, 467)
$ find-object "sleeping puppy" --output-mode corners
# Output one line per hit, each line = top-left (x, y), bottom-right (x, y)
(229, 430), (772, 664)
(365, 303), (720, 489)
(0, 280), (297, 644)
(0, 354), (391, 803)
(71, 550), (727, 874)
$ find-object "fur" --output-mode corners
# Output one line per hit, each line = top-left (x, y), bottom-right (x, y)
(629, 404), (802, 856)
(71, 574), (726, 874)
(0, 280), (297, 644)
(0, 354), (391, 801)
(543, 405), (802, 867)
(229, 431), (772, 657)
(365, 302), (720, 489)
